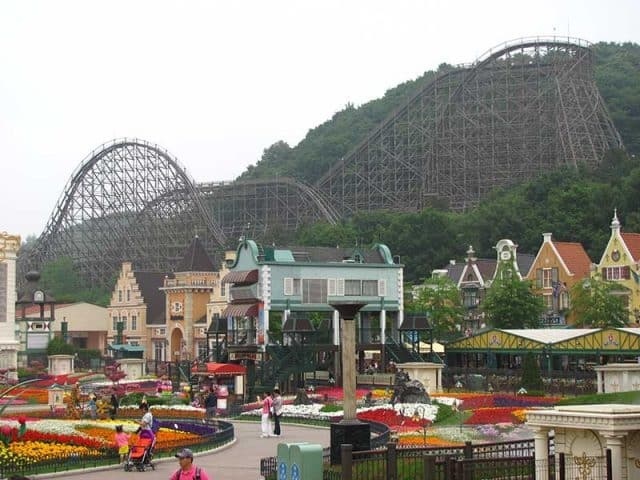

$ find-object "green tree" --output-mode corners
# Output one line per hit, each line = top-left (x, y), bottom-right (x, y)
(46, 336), (75, 355)
(520, 352), (543, 392)
(407, 275), (463, 341)
(570, 275), (629, 327)
(483, 276), (544, 329)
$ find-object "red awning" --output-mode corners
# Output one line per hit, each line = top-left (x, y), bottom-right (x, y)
(205, 362), (247, 376)
(221, 269), (259, 284)
(222, 303), (259, 317)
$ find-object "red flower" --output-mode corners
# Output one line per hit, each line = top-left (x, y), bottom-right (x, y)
(17, 416), (26, 425)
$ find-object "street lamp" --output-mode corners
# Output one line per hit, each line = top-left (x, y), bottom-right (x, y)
(329, 301), (369, 465)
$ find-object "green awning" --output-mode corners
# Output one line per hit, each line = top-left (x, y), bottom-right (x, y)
(109, 344), (145, 352)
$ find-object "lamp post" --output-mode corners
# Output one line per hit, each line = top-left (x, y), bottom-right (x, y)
(329, 301), (369, 465)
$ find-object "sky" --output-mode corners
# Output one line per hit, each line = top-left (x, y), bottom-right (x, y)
(1, 0), (639, 240)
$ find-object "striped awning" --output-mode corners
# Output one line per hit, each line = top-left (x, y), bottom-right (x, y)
(221, 269), (259, 284)
(222, 303), (259, 317)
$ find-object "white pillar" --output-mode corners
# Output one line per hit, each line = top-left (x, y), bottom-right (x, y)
(262, 309), (270, 346)
(533, 427), (550, 480)
(603, 433), (626, 480)
(597, 371), (603, 393)
(380, 310), (386, 346)
(436, 368), (442, 391)
(622, 370), (629, 391)
(332, 310), (340, 346)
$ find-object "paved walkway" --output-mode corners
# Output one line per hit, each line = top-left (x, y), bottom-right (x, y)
(36, 421), (330, 480)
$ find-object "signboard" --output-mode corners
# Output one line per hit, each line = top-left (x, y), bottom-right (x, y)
(229, 352), (261, 361)
(27, 333), (50, 349)
(540, 315), (566, 327)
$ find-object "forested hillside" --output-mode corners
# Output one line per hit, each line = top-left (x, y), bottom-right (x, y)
(238, 42), (640, 284)
(241, 42), (640, 182)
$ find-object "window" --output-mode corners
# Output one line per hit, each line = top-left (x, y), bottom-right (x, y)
(462, 289), (479, 308)
(345, 280), (361, 296)
(126, 289), (130, 302)
(536, 267), (558, 288)
(154, 341), (165, 361)
(131, 315), (137, 331)
(221, 282), (226, 297)
(302, 279), (327, 304)
(362, 280), (378, 296)
(559, 291), (569, 310)
(121, 316), (127, 330)
(543, 294), (553, 311)
(118, 290), (122, 302)
(603, 266), (631, 281)
(112, 316), (118, 331)
(285, 278), (301, 295)
(197, 341), (208, 359)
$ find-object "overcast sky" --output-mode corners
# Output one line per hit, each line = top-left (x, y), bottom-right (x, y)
(2, 0), (639, 240)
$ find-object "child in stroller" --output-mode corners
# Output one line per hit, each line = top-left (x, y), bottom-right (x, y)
(124, 428), (156, 471)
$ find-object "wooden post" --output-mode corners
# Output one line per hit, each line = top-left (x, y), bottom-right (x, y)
(341, 444), (353, 480)
(386, 441), (397, 480)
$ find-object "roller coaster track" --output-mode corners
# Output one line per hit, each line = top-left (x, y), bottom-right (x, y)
(20, 38), (624, 288)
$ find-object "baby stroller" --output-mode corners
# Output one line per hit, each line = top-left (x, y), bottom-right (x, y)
(124, 429), (156, 471)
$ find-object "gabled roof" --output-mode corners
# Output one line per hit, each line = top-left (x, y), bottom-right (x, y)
(506, 329), (594, 344)
(175, 236), (216, 272)
(554, 242), (592, 278)
(516, 254), (535, 279)
(621, 233), (640, 262)
(134, 271), (167, 325)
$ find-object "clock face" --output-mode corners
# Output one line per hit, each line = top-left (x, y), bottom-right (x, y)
(500, 251), (511, 261)
(612, 249), (620, 262)
(33, 290), (45, 303)
(171, 301), (183, 314)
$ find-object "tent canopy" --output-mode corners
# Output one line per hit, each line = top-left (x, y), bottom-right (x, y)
(205, 362), (246, 376)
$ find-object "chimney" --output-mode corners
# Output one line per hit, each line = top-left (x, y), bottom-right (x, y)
(543, 233), (552, 243)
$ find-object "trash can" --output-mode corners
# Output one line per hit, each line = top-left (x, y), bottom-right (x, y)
(277, 442), (308, 480)
(290, 443), (322, 480)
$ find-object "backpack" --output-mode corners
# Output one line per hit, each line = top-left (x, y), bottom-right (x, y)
(151, 417), (160, 434)
(172, 467), (201, 480)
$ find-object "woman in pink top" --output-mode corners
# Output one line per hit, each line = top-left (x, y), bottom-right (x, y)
(114, 424), (130, 463)
(260, 391), (273, 438)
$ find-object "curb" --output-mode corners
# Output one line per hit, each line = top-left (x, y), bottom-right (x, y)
(28, 439), (237, 479)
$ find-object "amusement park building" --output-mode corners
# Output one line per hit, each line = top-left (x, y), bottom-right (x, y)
(446, 327), (640, 373)
(524, 233), (592, 327)
(219, 239), (404, 393)
(593, 210), (640, 324)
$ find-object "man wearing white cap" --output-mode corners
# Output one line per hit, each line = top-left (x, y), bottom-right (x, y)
(170, 448), (211, 480)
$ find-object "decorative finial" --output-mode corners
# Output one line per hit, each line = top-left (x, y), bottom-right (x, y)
(611, 209), (621, 231)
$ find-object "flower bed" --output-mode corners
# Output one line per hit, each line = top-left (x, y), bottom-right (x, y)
(0, 412), (224, 476)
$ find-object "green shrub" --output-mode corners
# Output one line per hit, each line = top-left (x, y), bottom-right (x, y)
(320, 404), (343, 413)
(432, 401), (455, 423)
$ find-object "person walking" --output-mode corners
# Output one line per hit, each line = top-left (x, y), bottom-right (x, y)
(114, 424), (130, 464)
(110, 393), (119, 420)
(171, 448), (211, 480)
(204, 388), (217, 419)
(271, 388), (283, 437)
(260, 391), (273, 438)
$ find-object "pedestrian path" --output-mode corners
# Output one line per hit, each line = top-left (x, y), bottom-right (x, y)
(36, 421), (330, 480)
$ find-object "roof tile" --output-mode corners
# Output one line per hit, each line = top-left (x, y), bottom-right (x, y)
(553, 242), (592, 278)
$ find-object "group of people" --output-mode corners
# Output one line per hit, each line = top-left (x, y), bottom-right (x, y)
(259, 388), (283, 438)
